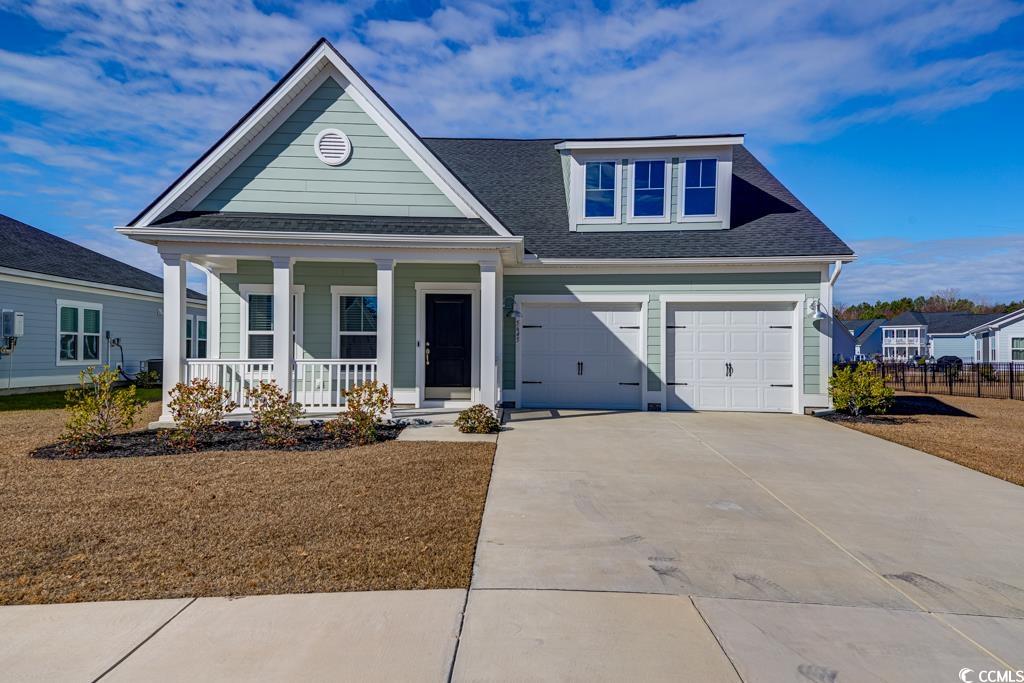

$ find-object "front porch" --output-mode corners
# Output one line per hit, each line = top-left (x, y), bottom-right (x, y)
(158, 247), (507, 422)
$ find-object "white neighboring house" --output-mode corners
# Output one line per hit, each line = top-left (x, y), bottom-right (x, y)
(966, 307), (1024, 363)
(881, 311), (1003, 362)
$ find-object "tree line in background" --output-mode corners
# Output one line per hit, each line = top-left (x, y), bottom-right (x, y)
(835, 288), (1024, 321)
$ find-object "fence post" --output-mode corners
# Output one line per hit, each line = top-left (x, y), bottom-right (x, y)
(977, 364), (981, 398)
(924, 365), (928, 393)
(902, 365), (907, 392)
(1011, 363), (1016, 400)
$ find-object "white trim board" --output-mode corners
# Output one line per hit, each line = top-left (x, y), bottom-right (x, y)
(555, 136), (745, 150)
(0, 267), (207, 307)
(658, 293), (805, 415)
(131, 40), (513, 238)
(415, 282), (481, 408)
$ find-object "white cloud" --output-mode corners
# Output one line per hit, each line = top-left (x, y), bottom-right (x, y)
(837, 234), (1024, 304)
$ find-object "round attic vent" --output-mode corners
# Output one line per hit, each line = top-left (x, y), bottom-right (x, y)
(314, 128), (351, 166)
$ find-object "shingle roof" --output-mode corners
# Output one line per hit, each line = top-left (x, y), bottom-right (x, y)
(152, 212), (495, 236)
(885, 311), (1002, 334)
(0, 214), (204, 299)
(423, 138), (853, 259)
(843, 318), (886, 344)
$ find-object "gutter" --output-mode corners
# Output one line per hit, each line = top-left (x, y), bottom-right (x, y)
(828, 259), (843, 287)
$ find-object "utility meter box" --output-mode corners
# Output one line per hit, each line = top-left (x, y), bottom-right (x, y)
(2, 310), (25, 337)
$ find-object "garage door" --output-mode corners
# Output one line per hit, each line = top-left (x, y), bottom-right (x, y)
(666, 303), (795, 412)
(520, 302), (643, 409)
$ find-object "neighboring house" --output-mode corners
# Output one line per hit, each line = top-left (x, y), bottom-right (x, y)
(881, 311), (1002, 361)
(842, 318), (886, 358)
(965, 307), (1024, 363)
(118, 38), (854, 419)
(0, 214), (206, 393)
(832, 320), (857, 362)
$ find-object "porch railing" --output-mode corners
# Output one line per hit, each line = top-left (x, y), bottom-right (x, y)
(184, 359), (275, 409)
(183, 358), (378, 411)
(292, 359), (378, 410)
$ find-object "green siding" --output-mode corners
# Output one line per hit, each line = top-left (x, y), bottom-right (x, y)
(502, 272), (823, 396)
(196, 78), (461, 217)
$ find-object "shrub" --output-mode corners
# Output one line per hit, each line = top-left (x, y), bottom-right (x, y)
(133, 369), (161, 388)
(325, 380), (394, 445)
(60, 366), (146, 454)
(454, 404), (501, 434)
(829, 363), (894, 416)
(167, 378), (238, 450)
(246, 380), (304, 447)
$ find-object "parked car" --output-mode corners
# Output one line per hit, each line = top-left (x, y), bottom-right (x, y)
(935, 355), (964, 370)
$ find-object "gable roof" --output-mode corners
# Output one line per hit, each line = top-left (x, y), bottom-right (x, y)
(843, 318), (886, 345)
(964, 306), (1024, 334)
(423, 138), (852, 259)
(885, 310), (1002, 334)
(129, 38), (511, 238)
(0, 214), (204, 300)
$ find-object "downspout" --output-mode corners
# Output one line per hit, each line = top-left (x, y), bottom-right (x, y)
(827, 260), (843, 407)
(828, 259), (843, 288)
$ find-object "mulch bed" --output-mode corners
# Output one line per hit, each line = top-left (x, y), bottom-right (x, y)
(30, 422), (404, 460)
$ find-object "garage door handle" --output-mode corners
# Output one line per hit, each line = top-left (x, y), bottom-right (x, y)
(619, 325), (640, 329)
(769, 325), (792, 329)
(619, 382), (640, 386)
(522, 380), (543, 384)
(770, 384), (793, 387)
(667, 382), (688, 386)
(523, 325), (542, 329)
(666, 325), (687, 328)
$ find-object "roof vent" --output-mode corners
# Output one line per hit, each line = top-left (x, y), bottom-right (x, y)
(314, 128), (351, 166)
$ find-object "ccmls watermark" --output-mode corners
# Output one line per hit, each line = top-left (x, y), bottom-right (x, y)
(959, 668), (1024, 683)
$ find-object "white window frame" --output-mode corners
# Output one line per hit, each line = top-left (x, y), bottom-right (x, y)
(627, 157), (670, 222)
(571, 157), (622, 225)
(186, 315), (208, 359)
(1012, 337), (1024, 362)
(677, 152), (726, 222)
(330, 286), (378, 359)
(56, 299), (103, 366)
(239, 284), (304, 360)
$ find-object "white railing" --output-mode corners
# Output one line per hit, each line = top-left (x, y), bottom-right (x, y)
(292, 359), (378, 410)
(184, 359), (275, 409)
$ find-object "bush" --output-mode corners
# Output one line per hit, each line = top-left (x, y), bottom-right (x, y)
(454, 404), (501, 434)
(133, 369), (161, 388)
(167, 378), (238, 450)
(60, 366), (146, 454)
(246, 381), (304, 447)
(325, 380), (394, 445)
(829, 363), (894, 416)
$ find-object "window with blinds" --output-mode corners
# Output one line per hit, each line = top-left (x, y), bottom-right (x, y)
(247, 294), (274, 359)
(58, 301), (101, 364)
(338, 295), (377, 359)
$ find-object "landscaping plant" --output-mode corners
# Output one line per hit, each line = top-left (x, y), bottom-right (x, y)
(454, 404), (501, 434)
(60, 366), (146, 454)
(133, 369), (161, 388)
(829, 362), (894, 417)
(246, 380), (304, 447)
(326, 380), (394, 445)
(167, 378), (238, 450)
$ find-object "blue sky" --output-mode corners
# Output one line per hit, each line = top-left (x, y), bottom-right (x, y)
(1, 0), (1023, 303)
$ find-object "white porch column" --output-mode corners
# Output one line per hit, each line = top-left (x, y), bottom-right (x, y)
(160, 252), (187, 421)
(271, 256), (293, 390)
(375, 258), (395, 391)
(205, 266), (221, 359)
(479, 261), (498, 408)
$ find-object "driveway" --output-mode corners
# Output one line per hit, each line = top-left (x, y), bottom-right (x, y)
(456, 410), (1024, 681)
(5, 411), (1023, 681)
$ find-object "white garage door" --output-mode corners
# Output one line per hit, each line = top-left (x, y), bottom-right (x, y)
(520, 302), (643, 410)
(666, 303), (795, 412)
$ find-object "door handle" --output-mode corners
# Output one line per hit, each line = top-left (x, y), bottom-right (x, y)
(425, 342), (430, 366)
(577, 361), (583, 376)
(725, 362), (733, 377)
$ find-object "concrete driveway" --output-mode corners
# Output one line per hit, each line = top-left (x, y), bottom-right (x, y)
(456, 410), (1024, 681)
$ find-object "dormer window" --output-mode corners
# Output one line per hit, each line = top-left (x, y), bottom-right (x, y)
(630, 160), (668, 220)
(682, 158), (717, 217)
(584, 161), (617, 219)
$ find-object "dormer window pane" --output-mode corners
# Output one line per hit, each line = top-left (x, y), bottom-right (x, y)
(585, 161), (616, 218)
(684, 158), (717, 216)
(633, 160), (665, 217)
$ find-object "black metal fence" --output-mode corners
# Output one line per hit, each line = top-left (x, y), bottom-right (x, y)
(845, 362), (1024, 401)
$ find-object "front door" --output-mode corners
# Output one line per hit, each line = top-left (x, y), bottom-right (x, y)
(425, 293), (472, 400)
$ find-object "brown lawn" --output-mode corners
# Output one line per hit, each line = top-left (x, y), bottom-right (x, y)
(0, 400), (495, 605)
(829, 393), (1024, 487)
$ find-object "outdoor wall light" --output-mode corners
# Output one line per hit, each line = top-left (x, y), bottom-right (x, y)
(807, 298), (828, 321)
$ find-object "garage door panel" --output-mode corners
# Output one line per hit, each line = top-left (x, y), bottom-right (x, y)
(519, 302), (643, 410)
(667, 303), (795, 413)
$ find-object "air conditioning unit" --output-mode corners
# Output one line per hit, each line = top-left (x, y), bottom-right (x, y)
(2, 310), (24, 338)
